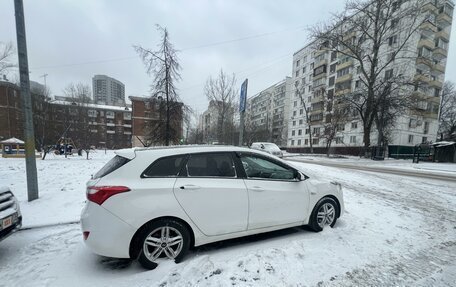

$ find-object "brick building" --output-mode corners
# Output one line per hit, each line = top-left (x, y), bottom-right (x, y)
(129, 96), (184, 147)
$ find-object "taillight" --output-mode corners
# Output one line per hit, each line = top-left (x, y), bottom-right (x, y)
(86, 186), (130, 205)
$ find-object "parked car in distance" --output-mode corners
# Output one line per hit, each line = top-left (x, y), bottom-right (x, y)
(0, 187), (22, 242)
(81, 146), (344, 269)
(251, 142), (283, 158)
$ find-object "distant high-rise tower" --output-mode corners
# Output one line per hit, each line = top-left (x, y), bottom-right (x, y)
(92, 75), (125, 106)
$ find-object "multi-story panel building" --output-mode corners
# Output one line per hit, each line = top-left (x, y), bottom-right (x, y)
(92, 75), (126, 106)
(287, 0), (453, 156)
(246, 77), (292, 147)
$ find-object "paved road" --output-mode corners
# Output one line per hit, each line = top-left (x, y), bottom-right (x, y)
(286, 157), (456, 182)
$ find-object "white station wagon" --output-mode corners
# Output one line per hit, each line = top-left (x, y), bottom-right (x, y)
(81, 146), (344, 269)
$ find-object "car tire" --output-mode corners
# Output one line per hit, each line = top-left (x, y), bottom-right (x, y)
(308, 197), (339, 232)
(137, 219), (191, 270)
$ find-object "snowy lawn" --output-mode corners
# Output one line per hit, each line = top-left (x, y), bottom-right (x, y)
(0, 151), (455, 286)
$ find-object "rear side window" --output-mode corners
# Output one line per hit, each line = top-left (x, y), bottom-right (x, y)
(186, 153), (236, 177)
(93, 155), (130, 179)
(142, 155), (186, 178)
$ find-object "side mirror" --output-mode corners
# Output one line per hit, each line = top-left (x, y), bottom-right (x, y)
(260, 144), (265, 149)
(294, 170), (307, 181)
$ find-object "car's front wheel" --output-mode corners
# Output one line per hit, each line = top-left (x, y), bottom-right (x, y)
(137, 219), (190, 270)
(309, 197), (338, 232)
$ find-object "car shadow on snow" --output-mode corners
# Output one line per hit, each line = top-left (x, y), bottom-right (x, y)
(190, 225), (312, 256)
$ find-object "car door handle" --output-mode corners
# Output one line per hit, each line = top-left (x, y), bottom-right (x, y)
(251, 186), (265, 192)
(180, 184), (201, 190)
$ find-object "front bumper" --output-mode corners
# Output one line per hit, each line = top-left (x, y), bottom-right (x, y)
(81, 202), (137, 258)
(0, 215), (22, 242)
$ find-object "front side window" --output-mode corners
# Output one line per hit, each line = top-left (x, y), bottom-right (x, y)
(186, 153), (235, 177)
(142, 155), (186, 177)
(240, 155), (295, 180)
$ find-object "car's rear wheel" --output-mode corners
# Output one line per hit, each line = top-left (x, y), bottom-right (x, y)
(137, 219), (190, 270)
(309, 197), (338, 232)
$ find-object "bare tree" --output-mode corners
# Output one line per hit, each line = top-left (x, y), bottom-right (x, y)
(439, 81), (456, 140)
(310, 0), (425, 156)
(62, 82), (92, 159)
(30, 84), (52, 157)
(204, 69), (237, 143)
(135, 25), (182, 146)
(0, 42), (15, 76)
(322, 100), (350, 157)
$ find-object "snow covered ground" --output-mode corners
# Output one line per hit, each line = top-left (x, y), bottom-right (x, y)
(0, 150), (455, 286)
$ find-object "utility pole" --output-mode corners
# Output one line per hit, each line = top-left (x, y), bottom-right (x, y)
(40, 73), (48, 88)
(239, 79), (248, 146)
(14, 0), (39, 201)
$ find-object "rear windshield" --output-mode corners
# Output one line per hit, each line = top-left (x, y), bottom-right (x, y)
(93, 155), (130, 179)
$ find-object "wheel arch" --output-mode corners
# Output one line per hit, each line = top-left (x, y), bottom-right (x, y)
(129, 216), (195, 259)
(312, 194), (341, 219)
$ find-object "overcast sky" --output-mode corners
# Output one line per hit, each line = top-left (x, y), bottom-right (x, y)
(1, 0), (455, 113)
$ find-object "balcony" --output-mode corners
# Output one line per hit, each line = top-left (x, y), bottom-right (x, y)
(436, 10), (452, 27)
(432, 62), (445, 74)
(420, 21), (438, 37)
(311, 95), (324, 104)
(418, 38), (435, 50)
(335, 73), (352, 84)
(335, 88), (351, 96)
(414, 74), (431, 83)
(106, 123), (115, 127)
(429, 79), (443, 88)
(314, 58), (328, 68)
(436, 29), (450, 41)
(416, 56), (433, 70)
(123, 124), (132, 128)
(313, 72), (326, 81)
(421, 2), (438, 14)
(433, 46), (448, 60)
(336, 60), (353, 71)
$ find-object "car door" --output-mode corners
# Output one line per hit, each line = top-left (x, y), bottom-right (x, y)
(239, 153), (310, 230)
(173, 152), (249, 236)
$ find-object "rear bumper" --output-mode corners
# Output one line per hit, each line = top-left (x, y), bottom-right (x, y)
(80, 202), (137, 258)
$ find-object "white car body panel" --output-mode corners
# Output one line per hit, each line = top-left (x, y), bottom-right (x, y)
(244, 179), (310, 229)
(173, 177), (248, 236)
(81, 146), (344, 258)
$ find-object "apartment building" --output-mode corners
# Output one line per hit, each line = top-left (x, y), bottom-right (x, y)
(92, 75), (126, 106)
(130, 96), (184, 147)
(246, 77), (292, 147)
(287, 0), (453, 156)
(199, 100), (236, 144)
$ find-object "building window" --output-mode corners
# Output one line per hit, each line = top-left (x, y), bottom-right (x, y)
(295, 70), (299, 77)
(291, 140), (295, 146)
(337, 67), (350, 77)
(293, 111), (297, 116)
(388, 35), (397, 46)
(330, 64), (336, 73)
(292, 130), (295, 136)
(331, 51), (337, 61)
(296, 60), (300, 67)
(300, 109), (303, 115)
(313, 127), (320, 135)
(408, 135), (414, 143)
(422, 137), (428, 143)
(298, 139), (301, 145)
(305, 139), (309, 145)
(424, 122), (429, 134)
(329, 76), (335, 86)
(302, 67), (306, 74)
(88, 110), (97, 117)
(294, 101), (297, 107)
(312, 138), (319, 145)
(385, 69), (394, 80)
(351, 122), (358, 129)
(293, 121), (296, 126)
(298, 129), (302, 136)
(350, 136), (356, 144)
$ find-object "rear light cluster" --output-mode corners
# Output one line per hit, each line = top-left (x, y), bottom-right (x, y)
(86, 186), (130, 205)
